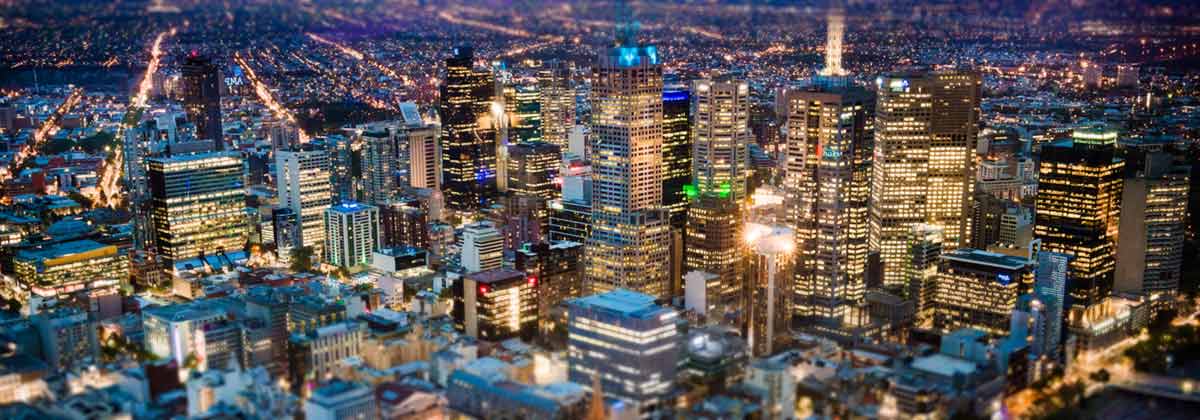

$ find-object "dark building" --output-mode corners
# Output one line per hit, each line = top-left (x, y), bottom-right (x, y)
(662, 87), (692, 229)
(439, 46), (497, 212)
(379, 200), (428, 249)
(515, 241), (583, 338)
(548, 199), (590, 243)
(453, 268), (538, 342)
(181, 53), (223, 149)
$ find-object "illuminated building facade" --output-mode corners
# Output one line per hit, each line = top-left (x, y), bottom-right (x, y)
(378, 200), (428, 249)
(685, 195), (743, 321)
(782, 82), (874, 327)
(516, 241), (583, 335)
(538, 60), (575, 148)
(744, 224), (795, 357)
(870, 71), (980, 287)
(453, 268), (539, 342)
(691, 79), (750, 199)
(507, 141), (561, 202)
(662, 86), (692, 228)
(460, 221), (503, 273)
(505, 84), (542, 144)
(403, 124), (441, 190)
(147, 152), (247, 270)
(181, 53), (222, 148)
(361, 128), (395, 205)
(933, 248), (1033, 335)
(276, 143), (332, 258)
(14, 240), (129, 301)
(567, 289), (681, 415)
(323, 202), (381, 269)
(584, 25), (672, 299)
(907, 224), (943, 327)
(1034, 127), (1123, 308)
(440, 46), (498, 211)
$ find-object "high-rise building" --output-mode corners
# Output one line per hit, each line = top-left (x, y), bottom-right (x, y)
(378, 200), (428, 250)
(662, 86), (692, 228)
(326, 134), (359, 202)
(1035, 126), (1123, 308)
(692, 79), (751, 198)
(453, 268), (538, 342)
(584, 23), (672, 299)
(567, 289), (681, 416)
(744, 224), (795, 357)
(539, 60), (575, 148)
(908, 224), (943, 327)
(460, 221), (503, 273)
(276, 143), (333, 257)
(361, 129), (396, 205)
(516, 241), (584, 335)
(507, 141), (561, 202)
(684, 195), (743, 322)
(782, 81), (874, 327)
(404, 124), (441, 190)
(506, 84), (542, 144)
(933, 248), (1034, 335)
(1116, 152), (1188, 297)
(147, 152), (246, 270)
(181, 53), (222, 148)
(323, 202), (381, 269)
(870, 70), (981, 287)
(440, 46), (498, 212)
(1034, 251), (1070, 359)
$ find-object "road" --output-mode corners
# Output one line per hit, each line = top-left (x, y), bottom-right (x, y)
(2, 88), (83, 182)
(95, 28), (172, 208)
(233, 51), (310, 142)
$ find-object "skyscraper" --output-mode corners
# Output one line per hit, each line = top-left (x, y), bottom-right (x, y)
(181, 53), (222, 149)
(147, 152), (246, 270)
(744, 223), (795, 357)
(323, 202), (381, 269)
(1115, 152), (1188, 297)
(662, 86), (692, 228)
(361, 128), (396, 205)
(783, 81), (874, 328)
(583, 20), (672, 299)
(539, 60), (575, 148)
(684, 79), (751, 317)
(440, 46), (498, 212)
(276, 143), (333, 258)
(401, 123), (441, 190)
(460, 221), (503, 273)
(1034, 126), (1123, 308)
(870, 70), (980, 287)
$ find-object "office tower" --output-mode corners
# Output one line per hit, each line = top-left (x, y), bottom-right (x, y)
(516, 241), (584, 335)
(378, 200), (428, 249)
(361, 129), (396, 205)
(685, 195), (743, 320)
(745, 357), (798, 420)
(326, 134), (359, 202)
(549, 199), (591, 243)
(539, 60), (575, 148)
(1035, 252), (1069, 359)
(583, 22), (672, 299)
(1035, 127), (1123, 308)
(744, 224), (795, 357)
(14, 240), (129, 302)
(933, 249), (1034, 335)
(288, 322), (364, 395)
(819, 5), (847, 77)
(871, 70), (980, 287)
(181, 53), (222, 148)
(506, 84), (542, 144)
(453, 268), (538, 341)
(276, 144), (333, 257)
(147, 152), (246, 270)
(692, 79), (751, 198)
(783, 82), (874, 327)
(567, 289), (682, 415)
(323, 202), (381, 269)
(460, 221), (503, 273)
(405, 124), (441, 190)
(662, 86), (692, 228)
(908, 224), (943, 327)
(440, 46), (498, 212)
(507, 141), (561, 202)
(970, 192), (1033, 249)
(1116, 153), (1188, 296)
(303, 380), (376, 420)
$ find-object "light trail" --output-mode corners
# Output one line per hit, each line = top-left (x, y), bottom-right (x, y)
(498, 36), (566, 59)
(96, 28), (173, 207)
(306, 33), (413, 86)
(2, 89), (83, 183)
(233, 51), (310, 142)
(437, 9), (533, 38)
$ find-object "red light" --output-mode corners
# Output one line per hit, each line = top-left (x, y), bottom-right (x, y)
(527, 276), (537, 286)
(479, 285), (489, 295)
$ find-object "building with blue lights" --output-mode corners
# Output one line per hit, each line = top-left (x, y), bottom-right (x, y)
(933, 248), (1034, 336)
(324, 202), (381, 269)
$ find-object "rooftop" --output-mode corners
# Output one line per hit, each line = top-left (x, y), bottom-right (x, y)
(941, 248), (1030, 271)
(328, 201), (375, 214)
(15, 239), (113, 262)
(569, 288), (670, 320)
(911, 354), (977, 378)
(466, 268), (526, 285)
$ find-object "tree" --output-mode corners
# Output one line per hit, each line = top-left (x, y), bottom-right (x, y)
(289, 246), (314, 272)
(1089, 369), (1110, 384)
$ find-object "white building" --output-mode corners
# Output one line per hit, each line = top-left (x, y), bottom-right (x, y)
(324, 202), (381, 269)
(460, 221), (503, 273)
(276, 144), (333, 257)
(304, 379), (377, 420)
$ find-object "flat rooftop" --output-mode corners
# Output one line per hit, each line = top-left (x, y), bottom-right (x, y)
(569, 288), (669, 319)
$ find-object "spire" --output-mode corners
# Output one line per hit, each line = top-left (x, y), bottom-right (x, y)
(819, 3), (848, 77)
(588, 372), (607, 420)
(614, 0), (640, 47)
